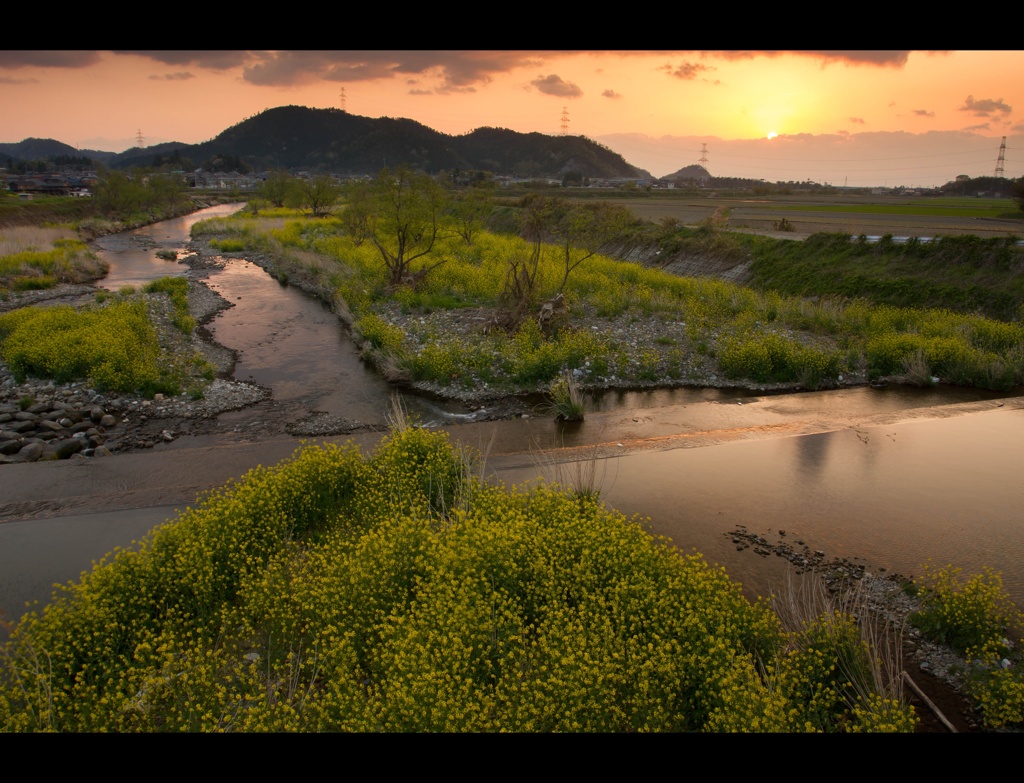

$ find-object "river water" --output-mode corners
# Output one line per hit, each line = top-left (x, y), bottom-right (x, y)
(2, 207), (1023, 623)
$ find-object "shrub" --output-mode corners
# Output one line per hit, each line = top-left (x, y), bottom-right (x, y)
(548, 370), (585, 421)
(0, 301), (181, 396)
(0, 430), (918, 732)
(965, 639), (1024, 729)
(910, 564), (1022, 654)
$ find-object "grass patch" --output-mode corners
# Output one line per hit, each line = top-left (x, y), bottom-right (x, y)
(548, 370), (586, 421)
(143, 276), (194, 334)
(0, 226), (108, 293)
(0, 300), (181, 396)
(198, 213), (1024, 394)
(750, 232), (1024, 320)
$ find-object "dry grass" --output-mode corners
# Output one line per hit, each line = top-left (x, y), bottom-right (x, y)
(771, 570), (908, 707)
(898, 349), (935, 386)
(0, 226), (76, 257)
(531, 437), (616, 504)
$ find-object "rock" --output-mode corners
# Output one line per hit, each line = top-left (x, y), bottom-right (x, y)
(18, 442), (44, 462)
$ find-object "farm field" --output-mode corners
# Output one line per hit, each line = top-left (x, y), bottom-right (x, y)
(604, 194), (1023, 240)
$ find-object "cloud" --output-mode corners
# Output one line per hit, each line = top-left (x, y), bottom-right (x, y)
(960, 94), (1012, 117)
(233, 51), (546, 90)
(0, 75), (37, 84)
(115, 51), (251, 70)
(661, 61), (714, 80)
(148, 72), (195, 81)
(963, 122), (991, 132)
(913, 109), (935, 118)
(531, 74), (583, 98)
(602, 89), (622, 99)
(849, 117), (865, 124)
(0, 51), (102, 69)
(715, 51), (914, 67)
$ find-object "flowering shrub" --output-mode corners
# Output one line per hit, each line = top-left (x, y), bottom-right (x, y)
(0, 301), (180, 395)
(911, 564), (1021, 654)
(1, 429), (920, 732)
(965, 640), (1024, 729)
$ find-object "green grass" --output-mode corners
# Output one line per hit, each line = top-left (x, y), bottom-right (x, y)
(0, 227), (107, 293)
(0, 300), (181, 396)
(143, 276), (194, 334)
(749, 232), (1024, 321)
(196, 213), (1024, 394)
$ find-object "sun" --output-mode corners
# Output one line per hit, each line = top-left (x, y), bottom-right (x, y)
(767, 131), (778, 139)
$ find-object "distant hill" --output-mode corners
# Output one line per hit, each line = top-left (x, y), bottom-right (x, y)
(0, 137), (83, 163)
(663, 164), (711, 181)
(106, 105), (648, 178)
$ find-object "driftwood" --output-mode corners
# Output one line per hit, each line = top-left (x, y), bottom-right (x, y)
(902, 671), (958, 732)
(537, 293), (566, 331)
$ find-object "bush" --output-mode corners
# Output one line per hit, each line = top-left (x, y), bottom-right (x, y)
(963, 639), (1024, 729)
(910, 564), (1022, 654)
(0, 302), (179, 395)
(0, 430), (918, 732)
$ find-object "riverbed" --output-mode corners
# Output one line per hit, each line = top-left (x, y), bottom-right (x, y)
(2, 207), (1023, 627)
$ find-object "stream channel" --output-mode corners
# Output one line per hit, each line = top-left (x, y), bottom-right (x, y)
(2, 204), (1023, 626)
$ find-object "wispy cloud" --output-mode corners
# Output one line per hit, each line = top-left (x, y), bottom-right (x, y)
(602, 89), (622, 99)
(912, 109), (935, 117)
(661, 61), (714, 80)
(849, 117), (865, 124)
(148, 72), (195, 81)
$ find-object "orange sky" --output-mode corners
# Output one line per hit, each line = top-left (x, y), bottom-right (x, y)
(2, 51), (1022, 186)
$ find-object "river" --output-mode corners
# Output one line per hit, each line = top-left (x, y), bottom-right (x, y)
(1, 206), (1023, 627)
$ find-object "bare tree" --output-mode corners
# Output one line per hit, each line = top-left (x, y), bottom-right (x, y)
(294, 174), (341, 218)
(344, 167), (452, 287)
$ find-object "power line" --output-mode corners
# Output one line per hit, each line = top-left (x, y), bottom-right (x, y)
(994, 136), (1006, 177)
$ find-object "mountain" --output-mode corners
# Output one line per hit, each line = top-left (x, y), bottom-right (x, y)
(0, 137), (83, 162)
(106, 105), (647, 178)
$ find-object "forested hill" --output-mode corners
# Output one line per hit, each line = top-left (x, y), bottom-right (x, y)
(106, 105), (648, 178)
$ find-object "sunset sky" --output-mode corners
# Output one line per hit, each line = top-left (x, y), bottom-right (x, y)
(2, 51), (1022, 187)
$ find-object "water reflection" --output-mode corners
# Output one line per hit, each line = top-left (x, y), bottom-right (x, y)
(94, 203), (244, 290)
(520, 407), (1024, 608)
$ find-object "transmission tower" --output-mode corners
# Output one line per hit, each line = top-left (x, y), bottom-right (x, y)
(560, 107), (570, 136)
(698, 143), (709, 167)
(994, 136), (1006, 178)
(135, 129), (144, 148)
(339, 87), (347, 113)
